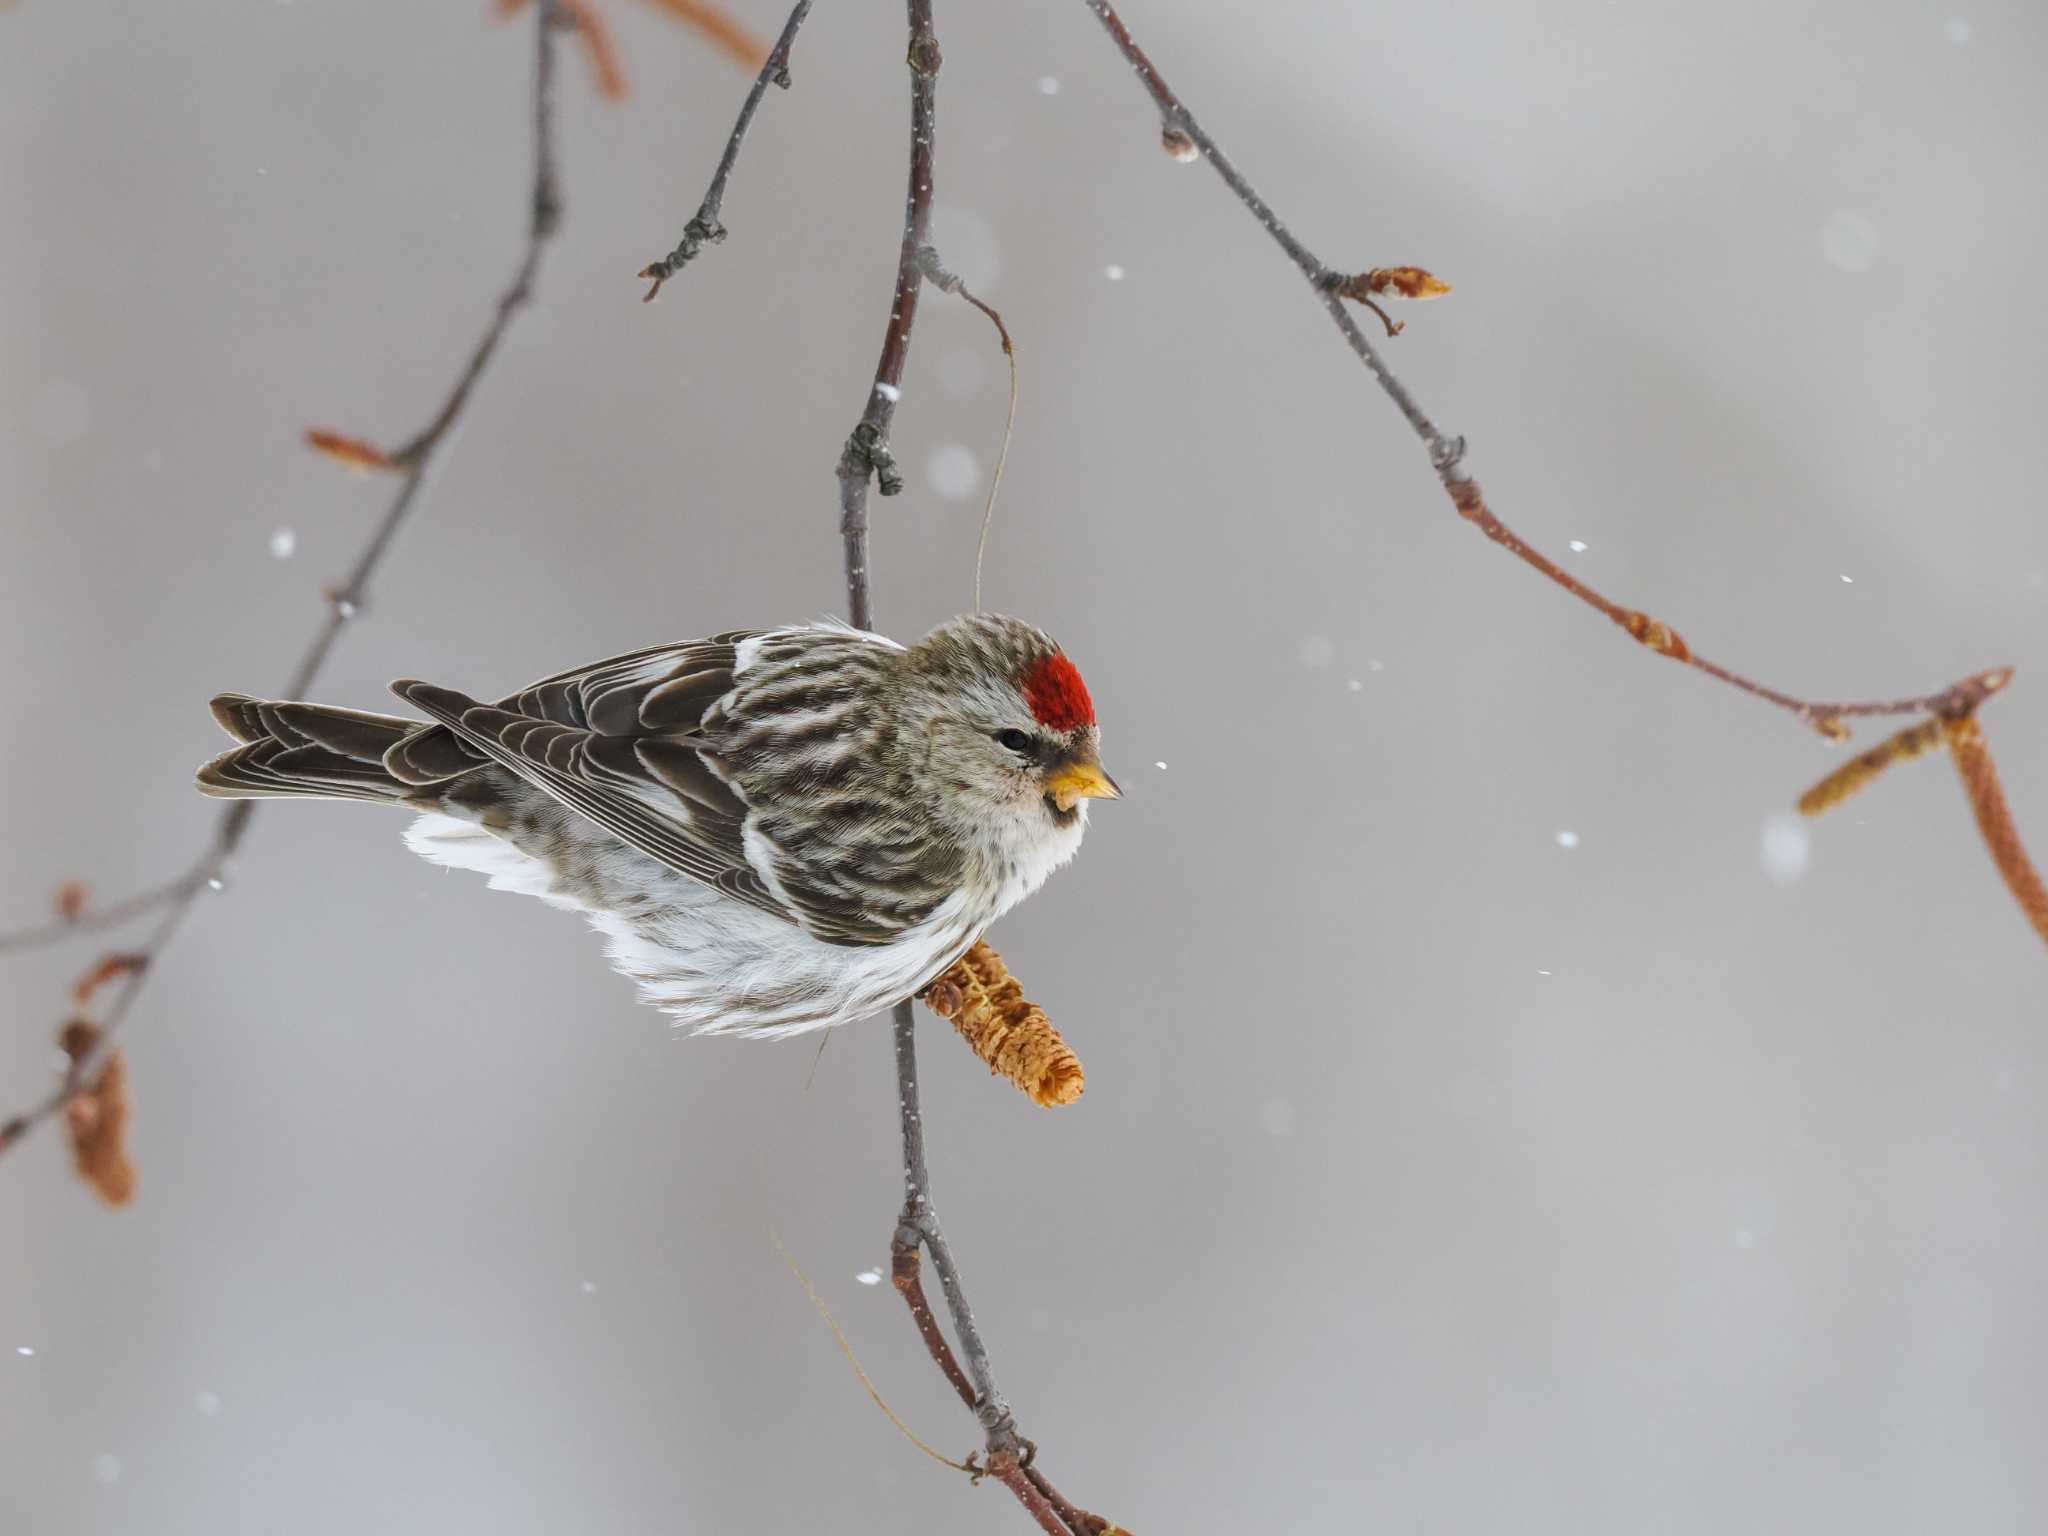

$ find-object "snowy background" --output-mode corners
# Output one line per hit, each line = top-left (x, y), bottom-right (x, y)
(5, 1), (2047, 1531)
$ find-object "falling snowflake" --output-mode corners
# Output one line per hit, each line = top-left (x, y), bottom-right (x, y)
(855, 1269), (883, 1287)
(1758, 811), (1812, 885)
(925, 443), (981, 501)
(1820, 211), (1880, 273)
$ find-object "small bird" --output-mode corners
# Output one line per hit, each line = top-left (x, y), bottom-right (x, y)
(196, 614), (1118, 1037)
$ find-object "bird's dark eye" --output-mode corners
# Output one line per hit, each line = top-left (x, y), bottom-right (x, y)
(995, 728), (1034, 754)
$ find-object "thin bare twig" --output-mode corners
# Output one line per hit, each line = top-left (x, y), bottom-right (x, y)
(915, 245), (1019, 611)
(0, 869), (209, 955)
(823, 9), (1106, 1529)
(833, 1), (940, 631)
(0, 1), (570, 1161)
(639, 0), (813, 300)
(1077, 0), (2010, 741)
(1076, 0), (2036, 962)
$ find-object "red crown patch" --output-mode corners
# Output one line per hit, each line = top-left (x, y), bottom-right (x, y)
(1022, 653), (1095, 732)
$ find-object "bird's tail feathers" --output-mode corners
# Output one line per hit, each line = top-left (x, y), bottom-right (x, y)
(196, 694), (420, 805)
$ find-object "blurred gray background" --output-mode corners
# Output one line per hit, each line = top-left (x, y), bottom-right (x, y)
(4, 1), (2046, 1531)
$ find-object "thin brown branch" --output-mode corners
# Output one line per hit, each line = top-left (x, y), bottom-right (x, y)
(639, 0), (813, 300)
(890, 1240), (978, 1412)
(0, 869), (207, 955)
(1079, 0), (2012, 745)
(0, 1), (570, 1165)
(984, 1455), (1075, 1536)
(637, 0), (770, 72)
(1078, 0), (2037, 961)
(557, 0), (628, 101)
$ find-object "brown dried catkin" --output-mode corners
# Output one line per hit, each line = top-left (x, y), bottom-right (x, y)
(1798, 718), (1946, 817)
(921, 942), (1084, 1107)
(57, 1020), (136, 1206)
(1943, 714), (2048, 947)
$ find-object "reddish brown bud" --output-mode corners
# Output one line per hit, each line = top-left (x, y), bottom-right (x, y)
(1362, 265), (1452, 299)
(305, 429), (394, 474)
(72, 952), (148, 1007)
(1161, 125), (1199, 162)
(53, 881), (89, 921)
(1622, 610), (1691, 661)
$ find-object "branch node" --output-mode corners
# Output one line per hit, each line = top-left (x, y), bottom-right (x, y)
(639, 214), (729, 302)
(534, 188), (564, 241)
(841, 421), (904, 497)
(907, 29), (942, 78)
(1160, 123), (1199, 162)
(1621, 609), (1692, 662)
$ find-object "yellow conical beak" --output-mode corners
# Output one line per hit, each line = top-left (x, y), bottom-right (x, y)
(1044, 755), (1122, 813)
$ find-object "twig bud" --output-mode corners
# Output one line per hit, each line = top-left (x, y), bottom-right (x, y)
(305, 429), (395, 474)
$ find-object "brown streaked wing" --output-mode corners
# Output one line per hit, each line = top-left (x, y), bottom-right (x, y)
(389, 678), (789, 925)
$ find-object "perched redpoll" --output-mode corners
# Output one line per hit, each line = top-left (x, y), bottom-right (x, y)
(196, 615), (1118, 1037)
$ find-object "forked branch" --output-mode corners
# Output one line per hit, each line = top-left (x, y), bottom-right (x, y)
(0, 1), (571, 1161)
(821, 4), (1114, 1530)
(1077, 0), (2038, 948)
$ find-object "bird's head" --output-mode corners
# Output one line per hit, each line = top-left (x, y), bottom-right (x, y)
(904, 613), (1120, 835)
